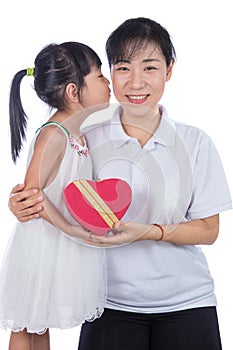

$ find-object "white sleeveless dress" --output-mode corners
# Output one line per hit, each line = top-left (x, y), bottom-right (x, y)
(0, 122), (107, 334)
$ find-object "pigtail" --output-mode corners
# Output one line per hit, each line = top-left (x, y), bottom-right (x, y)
(8, 42), (100, 163)
(9, 69), (28, 163)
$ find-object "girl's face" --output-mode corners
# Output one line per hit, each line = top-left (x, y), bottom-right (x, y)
(80, 67), (111, 109)
(111, 43), (173, 117)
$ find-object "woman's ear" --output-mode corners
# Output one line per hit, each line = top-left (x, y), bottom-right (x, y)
(65, 83), (79, 102)
(166, 59), (174, 82)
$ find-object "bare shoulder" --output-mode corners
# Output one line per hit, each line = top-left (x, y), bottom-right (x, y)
(34, 123), (67, 152)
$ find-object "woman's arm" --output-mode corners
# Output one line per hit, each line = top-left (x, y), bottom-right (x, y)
(83, 214), (219, 246)
(9, 184), (44, 222)
(143, 214), (219, 245)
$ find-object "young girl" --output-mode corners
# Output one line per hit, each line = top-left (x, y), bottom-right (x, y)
(0, 41), (110, 350)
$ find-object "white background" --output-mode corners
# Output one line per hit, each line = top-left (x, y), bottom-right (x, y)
(0, 0), (232, 349)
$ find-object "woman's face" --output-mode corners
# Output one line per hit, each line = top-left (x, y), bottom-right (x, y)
(111, 43), (173, 116)
(81, 67), (111, 110)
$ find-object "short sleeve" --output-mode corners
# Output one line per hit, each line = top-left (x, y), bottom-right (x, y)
(187, 134), (232, 220)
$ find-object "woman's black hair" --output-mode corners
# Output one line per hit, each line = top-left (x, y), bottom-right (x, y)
(9, 41), (101, 163)
(106, 17), (176, 68)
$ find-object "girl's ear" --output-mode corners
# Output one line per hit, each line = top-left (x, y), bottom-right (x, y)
(65, 83), (79, 102)
(166, 59), (174, 82)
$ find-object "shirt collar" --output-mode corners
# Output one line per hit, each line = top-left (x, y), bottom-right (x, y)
(110, 104), (176, 149)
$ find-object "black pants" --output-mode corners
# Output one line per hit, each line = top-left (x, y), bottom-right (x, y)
(78, 307), (222, 350)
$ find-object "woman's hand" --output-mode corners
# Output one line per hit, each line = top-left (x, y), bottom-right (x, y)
(83, 221), (154, 247)
(8, 183), (44, 222)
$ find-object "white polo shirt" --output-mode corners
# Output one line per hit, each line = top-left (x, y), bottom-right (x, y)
(83, 104), (232, 313)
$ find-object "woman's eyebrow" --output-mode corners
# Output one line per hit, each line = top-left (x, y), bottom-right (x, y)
(114, 58), (161, 65)
(114, 59), (130, 64)
(143, 58), (161, 63)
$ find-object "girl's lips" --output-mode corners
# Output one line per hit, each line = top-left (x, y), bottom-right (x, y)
(126, 94), (149, 104)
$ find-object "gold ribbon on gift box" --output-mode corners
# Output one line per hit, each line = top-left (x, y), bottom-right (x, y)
(73, 180), (119, 228)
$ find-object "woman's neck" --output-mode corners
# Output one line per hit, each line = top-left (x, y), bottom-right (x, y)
(120, 107), (161, 147)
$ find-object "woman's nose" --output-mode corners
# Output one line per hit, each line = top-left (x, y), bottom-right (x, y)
(129, 70), (145, 89)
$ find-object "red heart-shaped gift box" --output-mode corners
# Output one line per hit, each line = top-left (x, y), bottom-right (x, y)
(64, 178), (132, 235)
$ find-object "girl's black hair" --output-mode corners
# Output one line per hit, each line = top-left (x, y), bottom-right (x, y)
(9, 41), (101, 163)
(106, 17), (176, 68)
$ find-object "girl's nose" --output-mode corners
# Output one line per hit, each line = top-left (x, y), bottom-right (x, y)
(104, 76), (111, 85)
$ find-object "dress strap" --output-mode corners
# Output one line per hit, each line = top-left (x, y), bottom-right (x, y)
(36, 121), (70, 137)
(36, 121), (89, 157)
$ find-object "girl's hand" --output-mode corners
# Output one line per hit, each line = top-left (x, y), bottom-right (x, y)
(68, 225), (96, 241)
(8, 183), (44, 222)
(83, 221), (152, 247)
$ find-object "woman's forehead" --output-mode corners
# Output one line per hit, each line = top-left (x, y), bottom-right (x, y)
(122, 43), (163, 60)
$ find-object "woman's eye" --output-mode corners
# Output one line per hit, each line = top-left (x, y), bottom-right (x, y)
(145, 66), (158, 71)
(116, 66), (128, 71)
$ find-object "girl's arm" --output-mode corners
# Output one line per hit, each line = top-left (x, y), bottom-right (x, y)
(23, 125), (92, 240)
(40, 191), (92, 239)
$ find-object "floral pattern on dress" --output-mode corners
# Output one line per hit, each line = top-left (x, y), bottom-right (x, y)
(68, 136), (89, 157)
